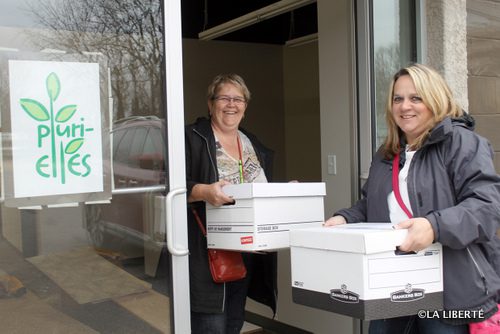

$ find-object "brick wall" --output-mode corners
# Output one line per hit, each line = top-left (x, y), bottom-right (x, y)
(467, 0), (500, 171)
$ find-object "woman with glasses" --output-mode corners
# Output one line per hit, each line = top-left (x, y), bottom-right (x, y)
(185, 73), (277, 334)
(325, 63), (500, 333)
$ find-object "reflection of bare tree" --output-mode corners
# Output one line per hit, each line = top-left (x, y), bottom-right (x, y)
(374, 43), (400, 147)
(26, 0), (163, 120)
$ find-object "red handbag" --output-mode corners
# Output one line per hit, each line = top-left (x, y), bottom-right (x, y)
(469, 305), (500, 334)
(192, 209), (247, 283)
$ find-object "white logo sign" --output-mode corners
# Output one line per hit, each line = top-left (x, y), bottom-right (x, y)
(8, 60), (103, 197)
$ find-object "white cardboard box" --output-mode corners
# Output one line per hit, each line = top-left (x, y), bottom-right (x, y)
(290, 223), (443, 320)
(206, 182), (325, 251)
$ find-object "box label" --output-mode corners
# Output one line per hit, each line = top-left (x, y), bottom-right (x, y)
(240, 236), (253, 244)
(390, 284), (425, 302)
(208, 226), (234, 232)
(330, 284), (360, 304)
(257, 224), (280, 232)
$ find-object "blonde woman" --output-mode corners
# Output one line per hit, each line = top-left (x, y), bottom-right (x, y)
(326, 64), (500, 333)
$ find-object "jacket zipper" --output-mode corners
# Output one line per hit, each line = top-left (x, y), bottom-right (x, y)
(467, 247), (489, 295)
(193, 128), (218, 182)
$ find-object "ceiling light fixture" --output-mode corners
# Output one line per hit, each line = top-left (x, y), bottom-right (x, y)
(198, 0), (316, 41)
(285, 33), (318, 47)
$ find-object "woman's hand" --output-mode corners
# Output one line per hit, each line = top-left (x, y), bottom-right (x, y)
(189, 180), (234, 206)
(323, 215), (347, 227)
(394, 217), (435, 252)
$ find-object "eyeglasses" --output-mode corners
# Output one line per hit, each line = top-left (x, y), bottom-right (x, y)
(214, 95), (247, 105)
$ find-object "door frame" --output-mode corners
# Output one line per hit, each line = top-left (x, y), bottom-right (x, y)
(163, 0), (190, 332)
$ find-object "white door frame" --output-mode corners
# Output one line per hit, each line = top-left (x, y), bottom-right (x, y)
(163, 0), (191, 332)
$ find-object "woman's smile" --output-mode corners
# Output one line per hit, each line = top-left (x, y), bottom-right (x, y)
(392, 75), (433, 145)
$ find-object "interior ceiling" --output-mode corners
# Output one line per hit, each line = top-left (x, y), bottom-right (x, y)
(181, 0), (318, 44)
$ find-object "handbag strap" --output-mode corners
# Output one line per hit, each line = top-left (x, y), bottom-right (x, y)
(192, 208), (207, 236)
(392, 152), (413, 219)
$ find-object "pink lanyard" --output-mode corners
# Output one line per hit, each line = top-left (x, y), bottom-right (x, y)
(392, 153), (413, 219)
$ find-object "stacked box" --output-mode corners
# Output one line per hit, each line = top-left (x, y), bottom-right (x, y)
(290, 223), (443, 320)
(206, 182), (325, 251)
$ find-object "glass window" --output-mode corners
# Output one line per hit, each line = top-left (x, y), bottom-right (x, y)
(143, 127), (162, 156)
(141, 127), (164, 171)
(114, 128), (136, 164)
(128, 126), (147, 167)
(112, 128), (126, 155)
(0, 1), (175, 332)
(373, 0), (417, 149)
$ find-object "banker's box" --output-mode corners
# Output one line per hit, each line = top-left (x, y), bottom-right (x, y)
(205, 182), (325, 251)
(290, 223), (443, 320)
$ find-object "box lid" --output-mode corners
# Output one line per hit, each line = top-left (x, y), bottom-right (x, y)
(222, 182), (326, 199)
(289, 223), (408, 254)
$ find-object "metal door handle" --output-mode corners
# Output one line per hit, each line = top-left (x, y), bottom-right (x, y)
(165, 187), (189, 256)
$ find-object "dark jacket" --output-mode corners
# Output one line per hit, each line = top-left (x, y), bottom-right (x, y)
(336, 115), (500, 322)
(185, 117), (277, 314)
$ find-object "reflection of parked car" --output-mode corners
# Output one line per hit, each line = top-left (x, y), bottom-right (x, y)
(84, 116), (166, 262)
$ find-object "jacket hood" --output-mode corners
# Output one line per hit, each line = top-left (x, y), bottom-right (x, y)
(425, 113), (476, 147)
(452, 112), (475, 131)
(192, 117), (212, 136)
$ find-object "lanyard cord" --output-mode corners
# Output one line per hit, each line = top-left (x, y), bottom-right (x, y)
(237, 135), (244, 184)
(392, 153), (413, 219)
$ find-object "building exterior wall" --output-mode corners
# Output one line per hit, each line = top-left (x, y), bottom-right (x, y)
(467, 0), (500, 172)
(425, 0), (500, 170)
(426, 0), (469, 110)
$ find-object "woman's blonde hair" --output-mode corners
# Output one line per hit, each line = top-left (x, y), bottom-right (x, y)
(383, 63), (463, 158)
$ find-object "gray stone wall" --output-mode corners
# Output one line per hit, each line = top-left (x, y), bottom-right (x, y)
(467, 0), (500, 172)
(426, 0), (469, 110)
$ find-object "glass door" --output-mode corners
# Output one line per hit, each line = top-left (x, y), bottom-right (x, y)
(357, 0), (417, 192)
(0, 0), (189, 332)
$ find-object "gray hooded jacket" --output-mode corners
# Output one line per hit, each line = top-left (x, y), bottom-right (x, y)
(336, 115), (500, 322)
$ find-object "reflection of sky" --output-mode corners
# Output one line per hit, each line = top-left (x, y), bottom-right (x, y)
(0, 0), (39, 28)
(373, 0), (398, 47)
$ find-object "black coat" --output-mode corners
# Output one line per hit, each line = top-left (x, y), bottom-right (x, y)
(185, 117), (277, 314)
(336, 115), (500, 322)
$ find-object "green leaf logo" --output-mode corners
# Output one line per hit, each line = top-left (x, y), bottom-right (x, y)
(20, 98), (50, 121)
(65, 138), (84, 154)
(23, 71), (91, 183)
(46, 72), (60, 101)
(56, 105), (77, 123)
